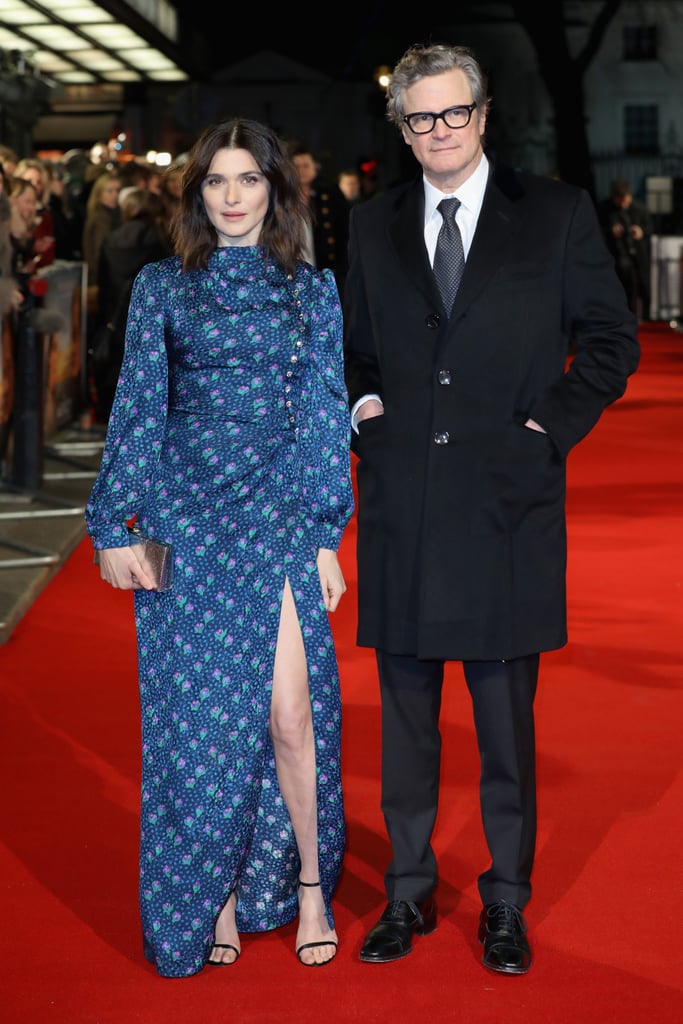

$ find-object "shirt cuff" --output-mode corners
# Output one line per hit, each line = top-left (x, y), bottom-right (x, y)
(351, 394), (383, 433)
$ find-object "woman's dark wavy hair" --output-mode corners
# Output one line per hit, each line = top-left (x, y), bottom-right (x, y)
(171, 118), (310, 276)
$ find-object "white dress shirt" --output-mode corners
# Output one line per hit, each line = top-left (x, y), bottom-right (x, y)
(351, 154), (489, 431)
(423, 152), (489, 265)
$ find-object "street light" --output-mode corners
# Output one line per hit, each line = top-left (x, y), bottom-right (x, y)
(375, 65), (392, 91)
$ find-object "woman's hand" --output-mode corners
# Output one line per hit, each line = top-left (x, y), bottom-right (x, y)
(33, 235), (54, 255)
(316, 548), (347, 612)
(95, 546), (156, 591)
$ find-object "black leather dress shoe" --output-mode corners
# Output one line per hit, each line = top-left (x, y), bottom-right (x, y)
(478, 901), (532, 975)
(359, 899), (437, 963)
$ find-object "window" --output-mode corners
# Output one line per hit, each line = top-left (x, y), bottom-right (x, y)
(624, 105), (659, 155)
(623, 25), (657, 61)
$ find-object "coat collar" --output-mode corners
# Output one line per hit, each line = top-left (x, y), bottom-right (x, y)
(386, 156), (527, 319)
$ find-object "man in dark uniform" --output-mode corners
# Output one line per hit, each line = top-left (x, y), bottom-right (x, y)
(287, 141), (350, 294)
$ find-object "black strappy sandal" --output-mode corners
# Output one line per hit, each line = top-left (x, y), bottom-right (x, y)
(296, 880), (338, 967)
(207, 942), (240, 966)
(208, 891), (240, 966)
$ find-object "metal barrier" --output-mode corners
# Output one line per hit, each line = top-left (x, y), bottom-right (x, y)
(650, 235), (683, 322)
(0, 271), (96, 569)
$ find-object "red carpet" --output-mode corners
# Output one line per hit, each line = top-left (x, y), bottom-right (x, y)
(1, 323), (681, 1022)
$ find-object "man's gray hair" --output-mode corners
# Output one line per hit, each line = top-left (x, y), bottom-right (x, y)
(386, 43), (490, 129)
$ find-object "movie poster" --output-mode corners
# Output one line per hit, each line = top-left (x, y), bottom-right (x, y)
(37, 260), (86, 435)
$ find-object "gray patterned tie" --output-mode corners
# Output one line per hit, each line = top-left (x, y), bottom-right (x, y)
(433, 197), (465, 315)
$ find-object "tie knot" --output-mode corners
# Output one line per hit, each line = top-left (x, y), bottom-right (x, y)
(438, 197), (461, 220)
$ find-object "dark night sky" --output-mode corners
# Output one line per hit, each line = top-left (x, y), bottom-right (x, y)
(174, 4), (464, 82)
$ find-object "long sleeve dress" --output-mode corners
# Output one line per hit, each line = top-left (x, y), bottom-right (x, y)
(84, 246), (354, 978)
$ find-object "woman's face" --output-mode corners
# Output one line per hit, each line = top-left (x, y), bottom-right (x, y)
(99, 177), (122, 208)
(292, 153), (318, 189)
(20, 166), (44, 199)
(12, 183), (38, 222)
(201, 147), (270, 247)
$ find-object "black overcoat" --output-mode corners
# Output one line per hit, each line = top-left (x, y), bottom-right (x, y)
(343, 158), (640, 661)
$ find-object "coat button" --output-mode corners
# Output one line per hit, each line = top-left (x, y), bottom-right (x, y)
(426, 314), (441, 329)
(437, 369), (452, 385)
(434, 431), (450, 445)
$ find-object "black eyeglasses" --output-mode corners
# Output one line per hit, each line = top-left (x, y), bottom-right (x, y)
(402, 103), (478, 135)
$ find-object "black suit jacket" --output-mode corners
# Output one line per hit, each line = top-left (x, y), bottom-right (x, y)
(343, 156), (640, 660)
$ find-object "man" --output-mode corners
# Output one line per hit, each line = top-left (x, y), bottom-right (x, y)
(597, 178), (653, 320)
(337, 167), (363, 205)
(343, 42), (639, 975)
(287, 141), (350, 294)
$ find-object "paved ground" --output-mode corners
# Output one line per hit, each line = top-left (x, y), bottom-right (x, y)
(0, 422), (107, 645)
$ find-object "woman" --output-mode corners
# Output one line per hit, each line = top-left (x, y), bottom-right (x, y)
(158, 162), (184, 244)
(84, 118), (354, 978)
(8, 177), (41, 277)
(82, 169), (122, 269)
(81, 169), (122, 323)
(14, 156), (56, 267)
(0, 166), (24, 468)
(0, 167), (23, 314)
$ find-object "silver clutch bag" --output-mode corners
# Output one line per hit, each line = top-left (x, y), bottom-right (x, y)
(94, 525), (174, 592)
(127, 525), (174, 592)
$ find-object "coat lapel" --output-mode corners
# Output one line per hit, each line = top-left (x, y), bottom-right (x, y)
(382, 162), (528, 319)
(451, 159), (525, 318)
(386, 178), (442, 308)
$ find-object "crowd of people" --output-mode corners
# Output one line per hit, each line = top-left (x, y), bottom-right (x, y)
(0, 138), (376, 428)
(3, 38), (642, 984)
(0, 141), (187, 469)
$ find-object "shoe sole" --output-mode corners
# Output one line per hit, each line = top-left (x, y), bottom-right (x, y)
(481, 957), (532, 975)
(479, 934), (531, 975)
(359, 947), (414, 963)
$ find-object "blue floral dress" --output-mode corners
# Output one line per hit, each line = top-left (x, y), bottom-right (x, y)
(84, 247), (354, 978)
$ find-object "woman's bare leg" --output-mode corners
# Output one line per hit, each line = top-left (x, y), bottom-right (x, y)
(270, 578), (338, 965)
(209, 891), (240, 965)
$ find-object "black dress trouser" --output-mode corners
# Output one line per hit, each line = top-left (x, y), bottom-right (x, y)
(375, 650), (539, 910)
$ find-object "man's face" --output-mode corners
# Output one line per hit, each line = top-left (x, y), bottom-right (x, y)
(400, 68), (486, 192)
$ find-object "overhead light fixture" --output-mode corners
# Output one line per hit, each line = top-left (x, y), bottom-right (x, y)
(0, 0), (189, 84)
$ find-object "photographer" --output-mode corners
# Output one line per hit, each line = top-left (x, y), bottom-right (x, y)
(597, 178), (653, 320)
